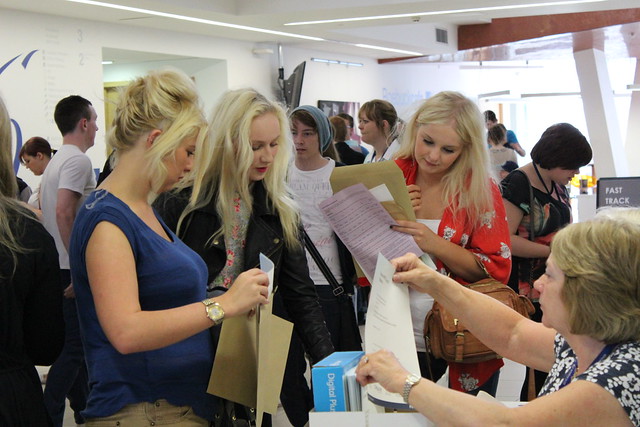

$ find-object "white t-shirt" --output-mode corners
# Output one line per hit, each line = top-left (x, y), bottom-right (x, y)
(363, 139), (400, 163)
(40, 144), (96, 269)
(410, 219), (440, 352)
(288, 159), (343, 285)
(489, 145), (517, 176)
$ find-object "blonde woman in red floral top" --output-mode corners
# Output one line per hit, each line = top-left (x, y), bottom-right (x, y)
(391, 91), (511, 395)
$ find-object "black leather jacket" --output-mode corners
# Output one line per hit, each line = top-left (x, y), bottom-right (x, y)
(154, 182), (334, 364)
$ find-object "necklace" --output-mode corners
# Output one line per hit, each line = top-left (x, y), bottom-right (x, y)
(532, 163), (555, 197)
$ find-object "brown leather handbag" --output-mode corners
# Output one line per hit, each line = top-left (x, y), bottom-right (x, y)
(423, 278), (534, 363)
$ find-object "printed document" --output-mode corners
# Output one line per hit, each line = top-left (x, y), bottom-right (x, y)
(318, 183), (423, 281)
(365, 253), (420, 410)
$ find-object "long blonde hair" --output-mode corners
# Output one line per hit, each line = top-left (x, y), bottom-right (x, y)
(107, 68), (206, 199)
(0, 96), (35, 276)
(181, 88), (300, 248)
(394, 91), (494, 222)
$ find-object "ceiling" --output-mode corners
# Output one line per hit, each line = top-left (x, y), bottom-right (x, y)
(1, 0), (639, 61)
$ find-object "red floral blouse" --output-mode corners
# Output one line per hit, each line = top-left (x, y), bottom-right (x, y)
(396, 158), (512, 392)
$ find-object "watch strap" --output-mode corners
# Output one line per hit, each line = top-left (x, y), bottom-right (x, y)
(402, 374), (421, 404)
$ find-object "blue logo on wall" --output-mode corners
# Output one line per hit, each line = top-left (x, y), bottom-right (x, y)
(1, 50), (40, 172)
(382, 89), (432, 108)
(12, 119), (23, 174)
(0, 50), (40, 75)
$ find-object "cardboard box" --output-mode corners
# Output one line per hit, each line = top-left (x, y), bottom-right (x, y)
(312, 351), (364, 412)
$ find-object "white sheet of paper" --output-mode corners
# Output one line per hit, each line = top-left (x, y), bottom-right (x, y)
(260, 253), (275, 296)
(319, 183), (423, 281)
(365, 253), (421, 410)
(369, 183), (394, 203)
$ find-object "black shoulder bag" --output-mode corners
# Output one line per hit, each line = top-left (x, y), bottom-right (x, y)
(301, 229), (362, 351)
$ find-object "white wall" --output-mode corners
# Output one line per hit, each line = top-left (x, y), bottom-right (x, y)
(1, 7), (637, 192)
(103, 56), (228, 115)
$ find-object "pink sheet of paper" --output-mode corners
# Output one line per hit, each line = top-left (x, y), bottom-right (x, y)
(319, 182), (423, 281)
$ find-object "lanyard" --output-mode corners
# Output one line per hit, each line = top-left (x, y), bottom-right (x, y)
(533, 162), (555, 197)
(560, 344), (615, 389)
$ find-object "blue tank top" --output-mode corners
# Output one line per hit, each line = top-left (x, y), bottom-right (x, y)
(70, 190), (218, 420)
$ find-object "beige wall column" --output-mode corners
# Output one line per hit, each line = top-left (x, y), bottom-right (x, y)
(625, 60), (640, 176)
(574, 48), (628, 178)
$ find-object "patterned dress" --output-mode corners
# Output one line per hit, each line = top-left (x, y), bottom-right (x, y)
(501, 170), (571, 299)
(540, 334), (640, 426)
(396, 158), (512, 392)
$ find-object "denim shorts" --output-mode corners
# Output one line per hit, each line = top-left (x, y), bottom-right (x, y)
(86, 399), (209, 426)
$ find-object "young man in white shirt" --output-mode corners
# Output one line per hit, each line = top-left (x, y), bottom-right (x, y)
(41, 95), (97, 427)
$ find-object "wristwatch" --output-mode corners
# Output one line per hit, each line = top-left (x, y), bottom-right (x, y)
(402, 374), (421, 404)
(202, 298), (225, 326)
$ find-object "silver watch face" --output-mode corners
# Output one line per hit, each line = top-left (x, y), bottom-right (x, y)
(408, 374), (421, 384)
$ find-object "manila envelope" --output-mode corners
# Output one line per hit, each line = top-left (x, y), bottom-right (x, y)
(256, 301), (293, 427)
(329, 161), (416, 221)
(208, 299), (293, 423)
(208, 314), (258, 407)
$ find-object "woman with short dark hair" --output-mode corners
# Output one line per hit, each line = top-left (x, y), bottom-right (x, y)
(501, 122), (592, 399)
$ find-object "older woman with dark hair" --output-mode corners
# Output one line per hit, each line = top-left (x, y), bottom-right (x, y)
(501, 122), (592, 399)
(357, 208), (640, 426)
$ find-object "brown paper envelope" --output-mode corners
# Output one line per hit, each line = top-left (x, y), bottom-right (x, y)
(329, 161), (416, 221)
(256, 302), (293, 426)
(380, 201), (409, 221)
(208, 314), (258, 408)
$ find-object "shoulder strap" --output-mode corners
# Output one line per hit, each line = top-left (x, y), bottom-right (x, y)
(301, 228), (345, 297)
(515, 170), (535, 242)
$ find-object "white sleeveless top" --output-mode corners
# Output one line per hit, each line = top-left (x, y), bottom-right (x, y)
(410, 219), (440, 352)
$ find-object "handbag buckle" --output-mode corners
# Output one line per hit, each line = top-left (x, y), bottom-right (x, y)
(332, 285), (345, 297)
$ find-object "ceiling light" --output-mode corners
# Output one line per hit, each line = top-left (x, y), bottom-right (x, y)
(354, 44), (422, 56)
(627, 84), (640, 91)
(478, 90), (511, 98)
(285, 0), (606, 26)
(66, 0), (324, 41)
(521, 92), (581, 98)
(311, 58), (363, 67)
(66, 0), (424, 57)
(101, 60), (113, 65)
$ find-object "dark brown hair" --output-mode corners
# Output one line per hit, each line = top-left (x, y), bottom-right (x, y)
(359, 99), (398, 139)
(530, 123), (592, 170)
(329, 116), (348, 143)
(19, 136), (53, 163)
